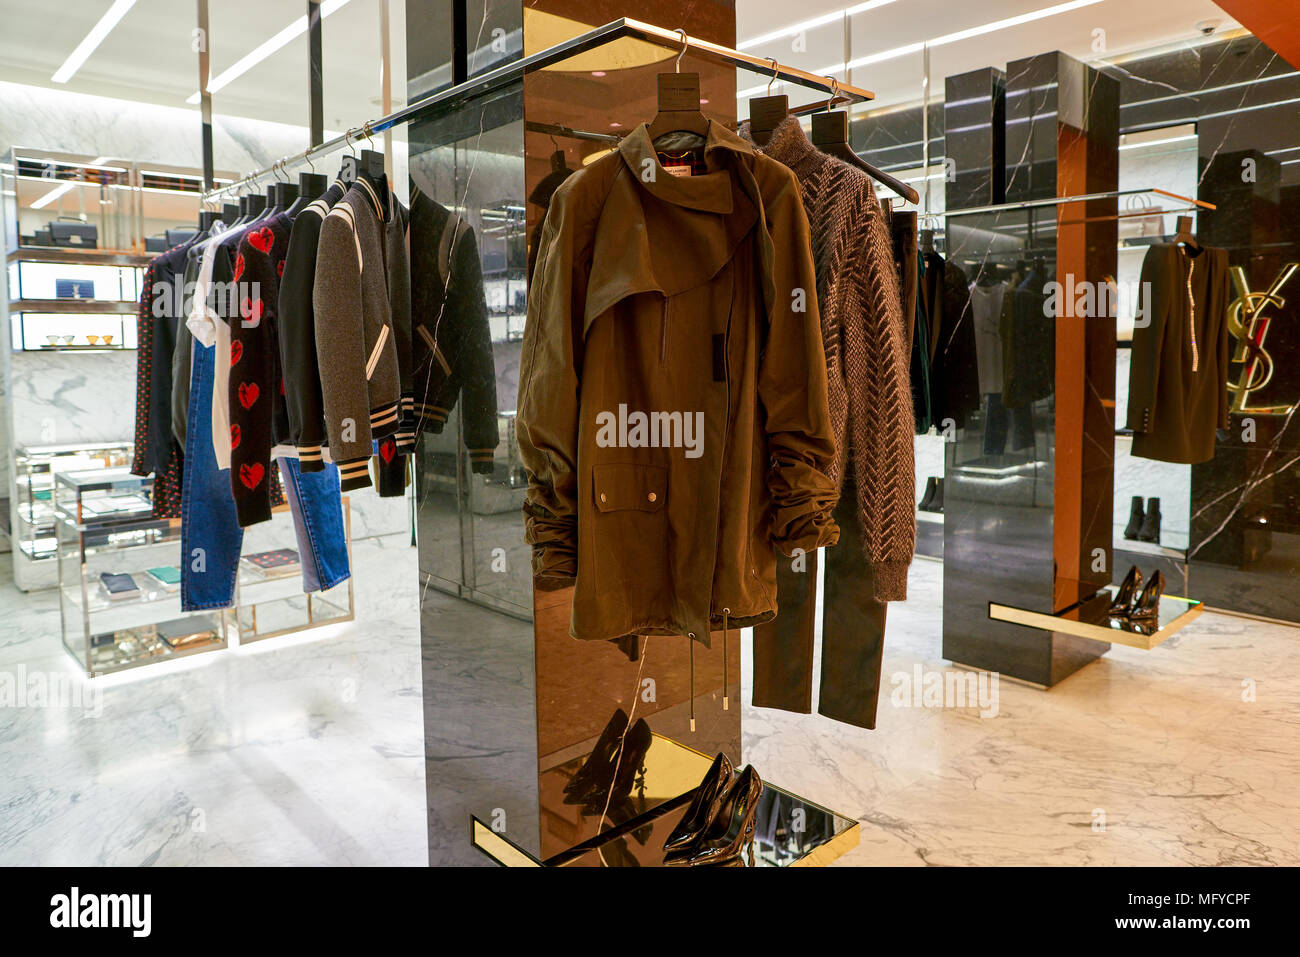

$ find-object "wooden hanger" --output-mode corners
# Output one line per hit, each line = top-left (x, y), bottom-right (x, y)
(1174, 214), (1201, 252)
(747, 60), (788, 147)
(646, 29), (709, 143)
(809, 82), (920, 206)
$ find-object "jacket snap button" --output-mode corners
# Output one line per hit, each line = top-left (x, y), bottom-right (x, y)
(647, 492), (657, 502)
(599, 492), (607, 503)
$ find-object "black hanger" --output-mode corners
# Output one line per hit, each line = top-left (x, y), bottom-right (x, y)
(222, 202), (239, 224)
(198, 210), (219, 232)
(290, 170), (328, 216)
(919, 228), (935, 253)
(810, 106), (921, 206)
(747, 60), (788, 147)
(647, 30), (709, 144)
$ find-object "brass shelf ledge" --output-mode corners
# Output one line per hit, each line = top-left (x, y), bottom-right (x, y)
(988, 591), (1204, 651)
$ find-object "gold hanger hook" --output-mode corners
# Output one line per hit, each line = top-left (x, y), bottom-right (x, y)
(767, 58), (778, 95)
(826, 75), (845, 107)
(674, 29), (688, 73)
(344, 128), (356, 155)
(362, 121), (375, 149)
(306, 150), (316, 174)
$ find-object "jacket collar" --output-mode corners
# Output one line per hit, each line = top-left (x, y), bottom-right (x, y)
(738, 114), (821, 175)
(617, 120), (755, 214)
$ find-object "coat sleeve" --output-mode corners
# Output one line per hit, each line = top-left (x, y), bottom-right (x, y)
(756, 165), (840, 556)
(130, 261), (158, 476)
(844, 179), (916, 601)
(515, 185), (585, 585)
(314, 207), (375, 490)
(1126, 248), (1166, 434)
(449, 224), (499, 473)
(278, 211), (328, 470)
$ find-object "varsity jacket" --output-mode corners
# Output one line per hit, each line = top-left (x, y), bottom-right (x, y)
(409, 183), (499, 474)
(313, 176), (402, 491)
(278, 180), (346, 470)
(229, 214), (293, 526)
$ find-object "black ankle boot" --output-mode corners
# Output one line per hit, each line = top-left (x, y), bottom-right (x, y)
(1138, 497), (1161, 543)
(1123, 496), (1145, 540)
(918, 476), (937, 510)
(930, 478), (944, 513)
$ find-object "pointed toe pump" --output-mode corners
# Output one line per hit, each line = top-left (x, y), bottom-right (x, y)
(1129, 569), (1165, 621)
(564, 708), (629, 802)
(665, 765), (763, 867)
(663, 752), (734, 853)
(1108, 566), (1144, 618)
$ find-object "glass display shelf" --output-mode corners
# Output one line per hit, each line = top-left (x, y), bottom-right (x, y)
(54, 468), (227, 677)
(231, 496), (355, 644)
(12, 443), (133, 565)
(474, 734), (860, 867)
(988, 586), (1204, 651)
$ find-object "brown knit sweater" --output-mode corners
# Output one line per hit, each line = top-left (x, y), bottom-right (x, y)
(741, 115), (915, 600)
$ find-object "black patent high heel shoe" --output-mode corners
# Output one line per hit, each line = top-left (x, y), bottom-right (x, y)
(582, 718), (651, 814)
(564, 708), (629, 802)
(663, 752), (734, 853)
(1128, 569), (1164, 621)
(664, 765), (762, 866)
(1108, 566), (1144, 617)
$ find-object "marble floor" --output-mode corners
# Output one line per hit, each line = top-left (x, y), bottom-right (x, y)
(744, 558), (1300, 866)
(0, 534), (426, 866)
(2, 540), (1297, 865)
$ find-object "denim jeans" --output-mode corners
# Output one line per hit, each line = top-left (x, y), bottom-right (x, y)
(277, 457), (350, 592)
(181, 340), (242, 610)
(182, 341), (351, 610)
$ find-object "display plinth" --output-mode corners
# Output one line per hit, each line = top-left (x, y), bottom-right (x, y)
(989, 588), (1204, 651)
(472, 734), (859, 867)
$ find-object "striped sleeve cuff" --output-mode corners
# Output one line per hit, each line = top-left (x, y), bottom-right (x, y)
(468, 448), (495, 475)
(337, 455), (373, 491)
(416, 402), (449, 434)
(297, 444), (326, 473)
(369, 400), (400, 438)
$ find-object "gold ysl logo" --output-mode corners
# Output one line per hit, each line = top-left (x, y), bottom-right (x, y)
(1226, 263), (1299, 415)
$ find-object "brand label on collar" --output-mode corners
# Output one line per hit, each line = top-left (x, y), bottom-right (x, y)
(663, 165), (693, 177)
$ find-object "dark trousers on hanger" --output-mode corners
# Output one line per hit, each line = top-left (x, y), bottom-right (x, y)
(752, 478), (889, 730)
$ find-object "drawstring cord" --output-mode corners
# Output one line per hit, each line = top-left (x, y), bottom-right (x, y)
(688, 633), (695, 733)
(722, 609), (730, 711)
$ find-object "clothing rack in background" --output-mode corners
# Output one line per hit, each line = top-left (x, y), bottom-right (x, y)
(200, 17), (876, 204)
(940, 187), (1216, 220)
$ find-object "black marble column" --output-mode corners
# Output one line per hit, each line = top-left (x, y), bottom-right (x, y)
(942, 51), (1118, 686)
(944, 67), (1006, 210)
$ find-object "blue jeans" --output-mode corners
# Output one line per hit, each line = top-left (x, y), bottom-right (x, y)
(181, 342), (351, 610)
(181, 341), (242, 610)
(277, 457), (350, 592)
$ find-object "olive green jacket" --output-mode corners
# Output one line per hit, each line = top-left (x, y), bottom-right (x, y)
(517, 120), (839, 644)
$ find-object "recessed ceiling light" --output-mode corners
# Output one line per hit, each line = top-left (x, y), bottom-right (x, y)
(186, 0), (353, 104)
(52, 0), (138, 84)
(610, 122), (622, 128)
(591, 71), (607, 77)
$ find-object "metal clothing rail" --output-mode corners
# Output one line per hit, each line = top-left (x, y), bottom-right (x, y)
(941, 187), (1216, 219)
(200, 17), (876, 203)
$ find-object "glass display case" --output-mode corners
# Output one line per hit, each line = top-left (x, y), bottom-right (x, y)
(13, 442), (133, 566)
(2, 148), (234, 351)
(54, 468), (227, 677)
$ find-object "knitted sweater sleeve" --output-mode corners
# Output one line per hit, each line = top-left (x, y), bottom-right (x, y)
(840, 177), (915, 600)
(228, 228), (282, 527)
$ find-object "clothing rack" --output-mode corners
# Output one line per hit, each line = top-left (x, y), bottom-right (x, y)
(200, 17), (876, 203)
(940, 187), (1216, 219)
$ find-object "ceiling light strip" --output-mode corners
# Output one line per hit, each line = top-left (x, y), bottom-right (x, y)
(737, 0), (897, 51)
(51, 0), (139, 84)
(738, 0), (1104, 98)
(186, 0), (352, 104)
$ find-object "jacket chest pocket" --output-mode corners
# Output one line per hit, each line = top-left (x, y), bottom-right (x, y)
(593, 463), (667, 513)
